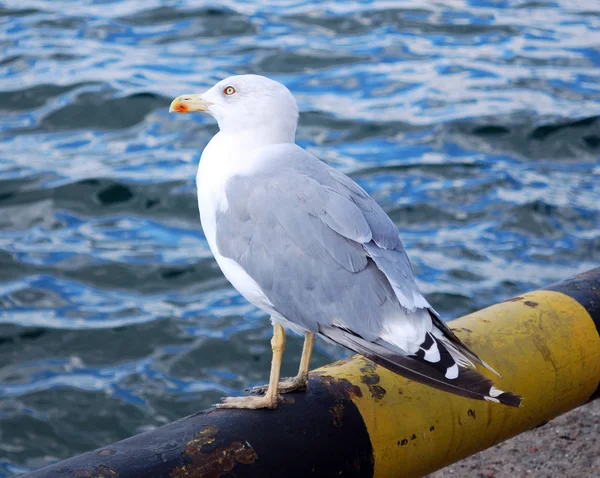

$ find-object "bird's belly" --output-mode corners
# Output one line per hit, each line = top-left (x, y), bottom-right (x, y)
(197, 178), (276, 315)
(215, 252), (275, 312)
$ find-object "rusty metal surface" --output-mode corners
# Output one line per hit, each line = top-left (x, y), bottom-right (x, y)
(20, 379), (373, 478)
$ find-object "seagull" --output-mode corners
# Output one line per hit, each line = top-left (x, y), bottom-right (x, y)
(169, 75), (521, 409)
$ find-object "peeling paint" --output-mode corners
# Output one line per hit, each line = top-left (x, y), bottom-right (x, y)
(170, 438), (257, 478)
(186, 424), (219, 452)
(505, 296), (524, 302)
(360, 362), (387, 401)
(524, 300), (538, 308)
(468, 409), (476, 419)
(315, 373), (363, 400)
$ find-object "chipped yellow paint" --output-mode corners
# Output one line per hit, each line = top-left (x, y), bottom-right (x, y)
(186, 424), (218, 450)
(315, 290), (600, 478)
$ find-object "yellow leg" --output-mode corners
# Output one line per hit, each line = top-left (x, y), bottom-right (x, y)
(217, 323), (285, 409)
(247, 331), (315, 395)
(287, 331), (315, 390)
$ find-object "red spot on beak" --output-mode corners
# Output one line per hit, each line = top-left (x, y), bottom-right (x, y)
(172, 101), (188, 113)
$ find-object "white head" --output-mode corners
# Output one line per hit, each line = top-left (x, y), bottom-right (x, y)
(170, 75), (299, 143)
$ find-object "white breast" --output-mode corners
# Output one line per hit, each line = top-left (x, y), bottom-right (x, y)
(196, 132), (277, 313)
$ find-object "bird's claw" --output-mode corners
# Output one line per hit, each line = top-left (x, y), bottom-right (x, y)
(245, 377), (307, 396)
(214, 394), (281, 409)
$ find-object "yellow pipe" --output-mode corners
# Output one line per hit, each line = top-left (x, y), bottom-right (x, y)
(315, 289), (600, 478)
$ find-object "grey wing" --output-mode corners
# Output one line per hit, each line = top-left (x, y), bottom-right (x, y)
(215, 145), (520, 407)
(325, 166), (432, 312)
(327, 163), (501, 374)
(216, 160), (401, 338)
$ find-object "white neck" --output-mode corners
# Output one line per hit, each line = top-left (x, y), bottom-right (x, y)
(216, 123), (295, 147)
(196, 128), (293, 212)
(198, 124), (294, 180)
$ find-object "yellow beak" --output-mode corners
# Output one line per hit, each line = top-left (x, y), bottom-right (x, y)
(169, 95), (211, 113)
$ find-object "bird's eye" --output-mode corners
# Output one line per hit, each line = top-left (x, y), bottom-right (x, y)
(223, 86), (236, 96)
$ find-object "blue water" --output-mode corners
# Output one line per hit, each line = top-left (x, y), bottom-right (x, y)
(0, 1), (599, 474)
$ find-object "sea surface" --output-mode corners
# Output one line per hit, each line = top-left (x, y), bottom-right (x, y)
(0, 0), (599, 474)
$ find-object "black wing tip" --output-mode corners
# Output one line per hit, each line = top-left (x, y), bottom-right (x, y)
(486, 390), (523, 408)
(321, 325), (524, 407)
